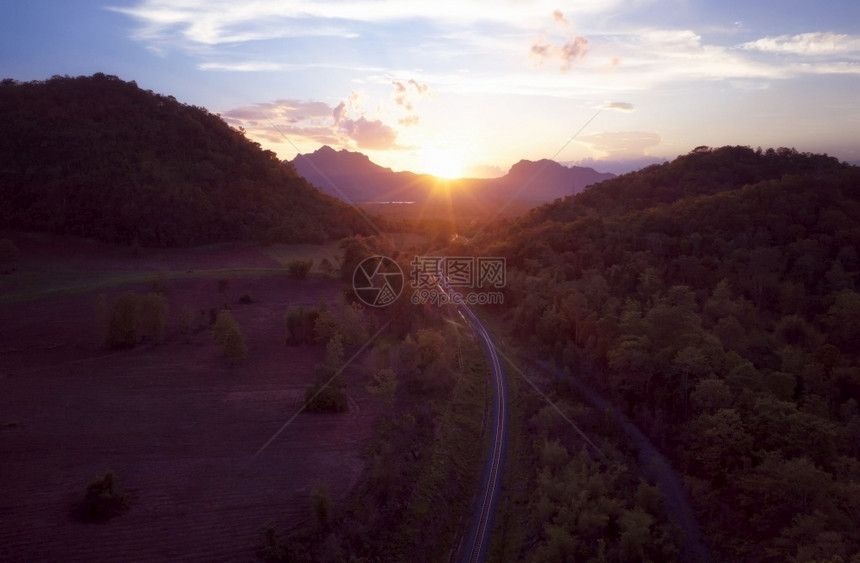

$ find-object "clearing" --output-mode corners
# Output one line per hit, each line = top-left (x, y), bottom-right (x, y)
(0, 234), (383, 561)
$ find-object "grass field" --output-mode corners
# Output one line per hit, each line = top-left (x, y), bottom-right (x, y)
(0, 233), (386, 562)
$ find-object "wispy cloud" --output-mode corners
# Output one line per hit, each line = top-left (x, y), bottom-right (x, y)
(391, 79), (430, 126)
(578, 131), (661, 158)
(738, 32), (860, 55)
(223, 81), (423, 152)
(222, 99), (341, 145)
(601, 101), (635, 112)
(552, 9), (569, 26)
(198, 61), (285, 72)
(107, 2), (359, 48)
(108, 0), (625, 52)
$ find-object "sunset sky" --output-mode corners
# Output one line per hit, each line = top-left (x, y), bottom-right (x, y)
(3, 0), (860, 177)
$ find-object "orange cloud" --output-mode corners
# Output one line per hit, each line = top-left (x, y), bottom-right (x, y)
(224, 95), (407, 152)
(391, 79), (428, 126)
(531, 35), (589, 70)
(530, 12), (589, 71)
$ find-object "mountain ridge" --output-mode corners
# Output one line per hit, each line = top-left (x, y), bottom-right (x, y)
(290, 145), (615, 205)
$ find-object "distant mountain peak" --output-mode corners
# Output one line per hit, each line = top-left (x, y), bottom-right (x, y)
(290, 147), (614, 205)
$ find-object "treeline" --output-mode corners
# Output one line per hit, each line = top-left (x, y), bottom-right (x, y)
(256, 236), (493, 561)
(474, 146), (860, 561)
(0, 74), (369, 246)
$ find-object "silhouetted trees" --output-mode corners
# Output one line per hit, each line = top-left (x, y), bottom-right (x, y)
(0, 74), (371, 246)
(474, 146), (860, 561)
(99, 290), (169, 348)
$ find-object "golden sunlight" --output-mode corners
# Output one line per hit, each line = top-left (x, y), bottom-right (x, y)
(421, 148), (465, 179)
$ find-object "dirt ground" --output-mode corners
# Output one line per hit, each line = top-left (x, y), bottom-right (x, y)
(0, 235), (383, 561)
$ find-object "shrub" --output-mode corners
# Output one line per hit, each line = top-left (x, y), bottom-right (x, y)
(318, 258), (334, 276)
(101, 290), (169, 348)
(287, 258), (314, 280)
(138, 291), (169, 342)
(105, 291), (140, 348)
(310, 486), (332, 532)
(76, 470), (131, 522)
(213, 309), (247, 362)
(285, 306), (318, 345)
(304, 379), (348, 413)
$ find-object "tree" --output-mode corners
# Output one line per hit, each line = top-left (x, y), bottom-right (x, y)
(77, 470), (131, 522)
(213, 309), (247, 362)
(105, 291), (140, 348)
(690, 377), (732, 414)
(313, 306), (339, 344)
(415, 328), (444, 368)
(619, 508), (654, 562)
(304, 380), (348, 412)
(310, 486), (332, 532)
(367, 368), (398, 408)
(222, 324), (248, 362)
(306, 334), (348, 412)
(318, 257), (334, 276)
(138, 291), (169, 342)
(285, 305), (318, 345)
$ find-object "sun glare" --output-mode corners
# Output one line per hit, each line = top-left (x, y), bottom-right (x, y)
(422, 149), (465, 179)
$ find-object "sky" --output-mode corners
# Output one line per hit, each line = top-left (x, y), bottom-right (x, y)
(2, 0), (860, 177)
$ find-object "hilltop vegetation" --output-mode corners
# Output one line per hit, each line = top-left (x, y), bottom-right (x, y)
(0, 74), (368, 246)
(473, 146), (860, 561)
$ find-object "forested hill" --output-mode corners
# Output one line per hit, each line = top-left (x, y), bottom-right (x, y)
(475, 146), (860, 560)
(0, 74), (368, 246)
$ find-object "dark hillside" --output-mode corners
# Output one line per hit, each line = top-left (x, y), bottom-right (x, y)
(538, 145), (846, 221)
(0, 74), (367, 246)
(473, 146), (860, 561)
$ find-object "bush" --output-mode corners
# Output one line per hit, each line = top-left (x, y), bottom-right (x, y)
(76, 470), (131, 522)
(310, 486), (332, 532)
(287, 258), (314, 280)
(304, 379), (348, 413)
(285, 305), (319, 345)
(138, 291), (169, 342)
(213, 309), (247, 362)
(105, 291), (140, 348)
(102, 290), (169, 348)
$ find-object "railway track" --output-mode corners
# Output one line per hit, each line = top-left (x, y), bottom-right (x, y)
(452, 288), (507, 563)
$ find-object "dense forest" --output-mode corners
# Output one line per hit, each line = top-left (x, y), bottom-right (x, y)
(471, 146), (860, 561)
(0, 74), (369, 246)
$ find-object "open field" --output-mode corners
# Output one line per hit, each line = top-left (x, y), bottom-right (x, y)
(0, 235), (384, 561)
